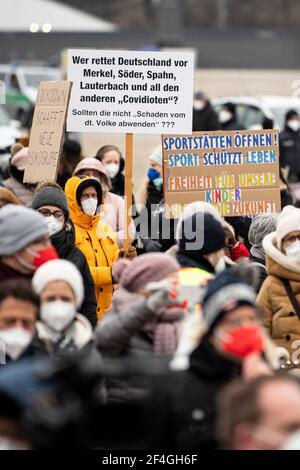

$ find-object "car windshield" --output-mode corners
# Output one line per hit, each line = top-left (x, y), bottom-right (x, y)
(270, 106), (300, 129)
(24, 73), (60, 88)
(0, 105), (11, 126)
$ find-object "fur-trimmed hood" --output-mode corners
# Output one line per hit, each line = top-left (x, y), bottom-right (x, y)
(36, 313), (93, 349)
(263, 232), (300, 281)
(0, 187), (22, 208)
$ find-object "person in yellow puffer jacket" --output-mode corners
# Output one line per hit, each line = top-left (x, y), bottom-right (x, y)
(65, 176), (119, 320)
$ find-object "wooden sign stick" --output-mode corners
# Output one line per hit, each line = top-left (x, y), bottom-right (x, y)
(124, 133), (133, 251)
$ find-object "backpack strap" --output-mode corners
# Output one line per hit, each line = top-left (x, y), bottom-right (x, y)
(280, 277), (300, 320)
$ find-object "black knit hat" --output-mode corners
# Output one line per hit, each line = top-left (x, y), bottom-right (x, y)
(31, 186), (69, 220)
(285, 109), (299, 122)
(202, 269), (257, 332)
(178, 212), (225, 256)
(76, 177), (103, 208)
(223, 102), (236, 116)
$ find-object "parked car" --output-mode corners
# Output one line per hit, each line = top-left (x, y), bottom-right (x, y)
(211, 95), (300, 130)
(0, 65), (62, 126)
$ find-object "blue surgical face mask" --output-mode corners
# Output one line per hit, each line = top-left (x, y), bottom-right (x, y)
(147, 167), (161, 182)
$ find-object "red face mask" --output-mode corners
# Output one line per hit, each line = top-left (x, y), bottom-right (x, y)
(33, 246), (59, 269)
(218, 325), (264, 359)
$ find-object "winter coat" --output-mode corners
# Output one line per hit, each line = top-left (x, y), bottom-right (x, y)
(50, 222), (97, 327)
(35, 313), (98, 356)
(177, 252), (215, 274)
(0, 187), (21, 208)
(176, 253), (215, 313)
(257, 232), (300, 360)
(4, 176), (35, 206)
(110, 171), (125, 198)
(96, 287), (184, 359)
(138, 199), (177, 253)
(148, 334), (241, 449)
(4, 342), (47, 363)
(145, 180), (163, 210)
(96, 287), (185, 403)
(98, 191), (129, 248)
(279, 126), (300, 182)
(221, 117), (244, 131)
(65, 176), (119, 320)
(192, 104), (220, 132)
(249, 253), (267, 294)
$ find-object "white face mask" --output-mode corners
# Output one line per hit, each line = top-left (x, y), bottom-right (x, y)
(219, 109), (232, 124)
(285, 239), (300, 263)
(45, 215), (64, 237)
(41, 300), (76, 333)
(287, 120), (300, 132)
(104, 163), (120, 179)
(193, 100), (205, 111)
(81, 198), (98, 216)
(0, 328), (33, 360)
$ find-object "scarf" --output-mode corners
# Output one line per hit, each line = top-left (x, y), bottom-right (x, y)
(150, 304), (184, 357)
(112, 287), (186, 357)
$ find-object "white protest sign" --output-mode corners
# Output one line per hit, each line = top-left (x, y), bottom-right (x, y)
(66, 49), (194, 134)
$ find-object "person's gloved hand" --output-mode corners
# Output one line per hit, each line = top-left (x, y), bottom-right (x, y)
(118, 245), (137, 259)
(145, 277), (187, 313)
(142, 238), (162, 253)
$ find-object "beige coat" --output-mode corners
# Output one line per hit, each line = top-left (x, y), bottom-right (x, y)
(257, 232), (300, 362)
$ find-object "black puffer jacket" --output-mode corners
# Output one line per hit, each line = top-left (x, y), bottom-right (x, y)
(145, 181), (163, 210)
(149, 334), (241, 449)
(221, 117), (244, 131)
(109, 170), (136, 210)
(137, 183), (172, 253)
(110, 171), (125, 198)
(138, 199), (177, 253)
(176, 252), (215, 274)
(279, 126), (300, 182)
(50, 222), (97, 327)
(192, 104), (220, 132)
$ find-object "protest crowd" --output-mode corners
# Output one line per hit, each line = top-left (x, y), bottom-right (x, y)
(2, 86), (300, 452)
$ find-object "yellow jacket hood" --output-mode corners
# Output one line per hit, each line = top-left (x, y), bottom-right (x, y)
(65, 176), (101, 230)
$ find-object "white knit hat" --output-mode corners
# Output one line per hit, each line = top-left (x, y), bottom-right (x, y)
(32, 259), (84, 308)
(276, 205), (300, 249)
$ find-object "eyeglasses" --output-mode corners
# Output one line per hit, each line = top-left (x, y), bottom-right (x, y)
(38, 209), (64, 220)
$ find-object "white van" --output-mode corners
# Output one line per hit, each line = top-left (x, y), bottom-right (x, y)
(0, 65), (62, 124)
